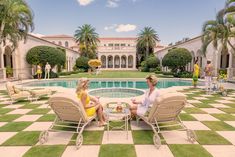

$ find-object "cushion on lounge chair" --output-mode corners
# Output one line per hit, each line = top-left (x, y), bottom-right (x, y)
(147, 92), (186, 123)
(12, 91), (31, 100)
(6, 82), (15, 95)
(30, 89), (52, 97)
(49, 93), (89, 123)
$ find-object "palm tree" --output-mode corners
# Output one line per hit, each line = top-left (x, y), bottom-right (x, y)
(137, 27), (159, 60)
(0, 0), (34, 50)
(201, 9), (235, 57)
(74, 24), (99, 59)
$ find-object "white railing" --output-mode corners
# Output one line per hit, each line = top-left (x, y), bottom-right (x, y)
(98, 46), (136, 52)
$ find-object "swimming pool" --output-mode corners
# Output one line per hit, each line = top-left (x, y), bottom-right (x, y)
(24, 79), (193, 89)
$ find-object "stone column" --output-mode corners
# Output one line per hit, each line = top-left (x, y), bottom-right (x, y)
(112, 55), (115, 69)
(227, 52), (233, 79)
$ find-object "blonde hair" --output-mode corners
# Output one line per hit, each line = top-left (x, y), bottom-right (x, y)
(76, 77), (89, 93)
(146, 74), (158, 85)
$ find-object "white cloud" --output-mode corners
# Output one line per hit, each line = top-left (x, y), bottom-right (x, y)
(115, 24), (137, 32)
(104, 24), (118, 30)
(77, 0), (94, 6)
(106, 0), (120, 8)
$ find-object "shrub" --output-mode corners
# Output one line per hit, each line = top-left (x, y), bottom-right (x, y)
(75, 56), (90, 71)
(173, 71), (193, 78)
(26, 46), (66, 69)
(146, 55), (160, 69)
(162, 47), (192, 73)
(155, 71), (163, 74)
(162, 72), (173, 75)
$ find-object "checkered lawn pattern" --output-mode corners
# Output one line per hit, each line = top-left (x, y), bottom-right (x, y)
(1, 88), (235, 157)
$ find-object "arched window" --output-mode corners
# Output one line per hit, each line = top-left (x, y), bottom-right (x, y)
(58, 41), (62, 45)
(65, 41), (69, 47)
(128, 55), (133, 68)
(101, 55), (106, 68)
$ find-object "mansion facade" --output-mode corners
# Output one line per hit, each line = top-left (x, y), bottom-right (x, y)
(0, 34), (165, 80)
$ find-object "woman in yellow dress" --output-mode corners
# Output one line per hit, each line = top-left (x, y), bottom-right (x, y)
(76, 78), (106, 126)
(192, 59), (200, 88)
(37, 64), (42, 79)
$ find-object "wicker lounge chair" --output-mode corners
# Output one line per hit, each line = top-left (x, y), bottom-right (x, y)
(6, 82), (31, 104)
(39, 93), (97, 149)
(137, 92), (196, 149)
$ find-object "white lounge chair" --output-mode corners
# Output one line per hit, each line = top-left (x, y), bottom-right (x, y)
(6, 82), (31, 104)
(39, 93), (97, 149)
(137, 92), (196, 149)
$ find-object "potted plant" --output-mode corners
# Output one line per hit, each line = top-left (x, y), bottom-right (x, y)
(6, 66), (13, 78)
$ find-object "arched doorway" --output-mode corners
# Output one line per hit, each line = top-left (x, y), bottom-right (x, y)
(101, 55), (106, 68)
(114, 55), (120, 68)
(108, 56), (113, 68)
(121, 56), (126, 68)
(128, 55), (133, 68)
(3, 46), (13, 77)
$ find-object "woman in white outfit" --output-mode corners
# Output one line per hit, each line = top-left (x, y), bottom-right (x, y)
(130, 74), (160, 116)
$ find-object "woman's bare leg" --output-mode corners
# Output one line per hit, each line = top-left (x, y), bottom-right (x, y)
(94, 104), (105, 125)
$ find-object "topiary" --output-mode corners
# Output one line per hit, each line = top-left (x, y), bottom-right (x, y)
(75, 56), (90, 71)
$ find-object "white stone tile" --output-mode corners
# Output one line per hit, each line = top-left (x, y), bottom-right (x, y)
(216, 100), (234, 104)
(24, 122), (53, 131)
(203, 145), (235, 157)
(201, 95), (214, 97)
(187, 100), (202, 104)
(193, 97), (208, 100)
(0, 122), (7, 127)
(191, 114), (220, 121)
(217, 131), (235, 145)
(185, 103), (195, 108)
(14, 115), (42, 122)
(62, 146), (100, 157)
(0, 146), (31, 157)
(38, 132), (73, 145)
(135, 145), (174, 157)
(161, 131), (198, 144)
(222, 97), (235, 100)
(48, 110), (54, 114)
(7, 109), (32, 115)
(201, 108), (225, 114)
(182, 121), (210, 130)
(85, 121), (104, 131)
(3, 105), (23, 109)
(102, 131), (133, 144)
(210, 103), (230, 108)
(130, 121), (151, 130)
(0, 132), (17, 145)
(224, 121), (235, 128)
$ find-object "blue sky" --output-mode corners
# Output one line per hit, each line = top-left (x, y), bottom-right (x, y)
(27, 0), (226, 45)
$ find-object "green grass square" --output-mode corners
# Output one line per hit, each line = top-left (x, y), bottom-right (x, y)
(219, 108), (235, 114)
(211, 114), (235, 121)
(0, 108), (14, 115)
(69, 131), (103, 145)
(0, 114), (22, 122)
(37, 114), (56, 121)
(202, 121), (235, 131)
(105, 121), (131, 130)
(222, 103), (235, 108)
(23, 145), (66, 157)
(27, 108), (50, 115)
(2, 131), (40, 146)
(179, 113), (197, 121)
(0, 122), (32, 132)
(99, 144), (136, 157)
(20, 104), (41, 109)
(183, 107), (207, 114)
(132, 130), (153, 144)
(195, 130), (231, 145)
(169, 144), (212, 157)
(192, 103), (213, 108)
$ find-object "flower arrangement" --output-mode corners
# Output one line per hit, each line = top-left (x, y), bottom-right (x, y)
(218, 73), (227, 81)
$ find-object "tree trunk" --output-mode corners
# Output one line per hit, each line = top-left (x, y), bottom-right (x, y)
(146, 42), (149, 59)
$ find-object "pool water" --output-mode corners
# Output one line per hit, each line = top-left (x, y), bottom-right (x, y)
(88, 88), (144, 98)
(25, 79), (192, 89)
